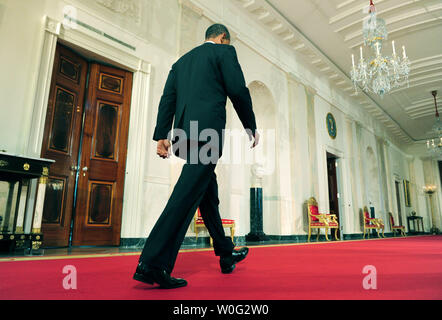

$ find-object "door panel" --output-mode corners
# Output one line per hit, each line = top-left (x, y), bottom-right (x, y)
(42, 177), (66, 224)
(41, 45), (88, 247)
(93, 101), (121, 161)
(87, 181), (114, 225)
(72, 63), (133, 246)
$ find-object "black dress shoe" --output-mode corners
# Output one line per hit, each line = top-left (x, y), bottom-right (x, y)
(133, 262), (187, 289)
(220, 247), (249, 274)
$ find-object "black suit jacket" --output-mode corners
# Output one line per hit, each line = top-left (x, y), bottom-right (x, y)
(153, 43), (257, 160)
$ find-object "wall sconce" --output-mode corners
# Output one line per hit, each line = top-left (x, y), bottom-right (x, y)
(423, 185), (439, 234)
(423, 185), (437, 194)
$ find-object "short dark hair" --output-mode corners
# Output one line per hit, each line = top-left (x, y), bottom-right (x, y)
(205, 24), (230, 40)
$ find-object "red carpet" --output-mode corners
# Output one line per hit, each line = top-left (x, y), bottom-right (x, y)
(1, 236), (442, 300)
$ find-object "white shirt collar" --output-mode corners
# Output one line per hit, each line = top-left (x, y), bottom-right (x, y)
(205, 41), (216, 44)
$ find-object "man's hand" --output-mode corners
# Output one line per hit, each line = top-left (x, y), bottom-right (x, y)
(250, 131), (260, 149)
(157, 139), (171, 159)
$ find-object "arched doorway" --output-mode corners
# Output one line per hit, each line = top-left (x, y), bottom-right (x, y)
(246, 81), (278, 235)
(366, 147), (382, 220)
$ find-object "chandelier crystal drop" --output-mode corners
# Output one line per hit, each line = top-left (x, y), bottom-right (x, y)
(426, 91), (442, 158)
(350, 1), (411, 97)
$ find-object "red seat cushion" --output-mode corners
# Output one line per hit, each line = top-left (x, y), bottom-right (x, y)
(364, 212), (384, 227)
(310, 205), (320, 221)
(392, 226), (404, 229)
(310, 222), (338, 227)
(366, 222), (384, 227)
(195, 219), (235, 225)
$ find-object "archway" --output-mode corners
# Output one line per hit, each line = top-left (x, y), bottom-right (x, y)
(246, 81), (278, 235)
(366, 147), (382, 219)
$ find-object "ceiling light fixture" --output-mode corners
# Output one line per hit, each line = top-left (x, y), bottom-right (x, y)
(350, 0), (411, 97)
(426, 91), (442, 158)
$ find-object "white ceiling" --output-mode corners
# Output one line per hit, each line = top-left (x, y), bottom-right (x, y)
(235, 0), (442, 143)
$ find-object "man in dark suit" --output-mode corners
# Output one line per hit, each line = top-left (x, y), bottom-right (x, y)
(134, 24), (259, 289)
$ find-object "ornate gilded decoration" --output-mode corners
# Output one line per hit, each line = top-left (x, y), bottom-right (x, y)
(23, 163), (30, 171)
(362, 206), (385, 238)
(32, 241), (42, 250)
(39, 176), (48, 184)
(194, 208), (235, 247)
(42, 167), (49, 176)
(0, 160), (8, 167)
(307, 197), (340, 242)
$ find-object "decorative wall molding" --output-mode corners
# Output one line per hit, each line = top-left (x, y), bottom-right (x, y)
(178, 0), (204, 56)
(179, 0), (204, 16)
(137, 59), (151, 74)
(45, 16), (62, 35)
(96, 0), (141, 23)
(59, 16), (140, 70)
(287, 72), (302, 86)
(304, 84), (317, 97)
(26, 16), (60, 157)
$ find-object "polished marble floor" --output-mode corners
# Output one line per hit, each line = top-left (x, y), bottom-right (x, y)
(0, 239), (310, 259)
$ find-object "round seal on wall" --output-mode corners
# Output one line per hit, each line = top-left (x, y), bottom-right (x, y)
(326, 113), (337, 139)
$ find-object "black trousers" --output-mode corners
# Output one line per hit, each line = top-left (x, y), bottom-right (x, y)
(139, 161), (235, 274)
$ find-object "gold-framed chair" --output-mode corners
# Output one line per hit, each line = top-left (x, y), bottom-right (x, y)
(194, 208), (235, 247)
(388, 212), (406, 237)
(362, 206), (385, 238)
(307, 197), (339, 242)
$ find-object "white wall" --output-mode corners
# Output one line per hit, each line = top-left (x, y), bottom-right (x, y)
(0, 0), (47, 155)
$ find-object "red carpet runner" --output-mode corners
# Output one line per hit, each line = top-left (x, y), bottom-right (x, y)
(1, 236), (441, 300)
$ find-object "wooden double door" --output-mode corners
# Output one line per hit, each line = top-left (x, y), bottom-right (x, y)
(40, 44), (133, 247)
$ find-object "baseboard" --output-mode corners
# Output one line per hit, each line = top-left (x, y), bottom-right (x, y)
(267, 235), (308, 242)
(120, 236), (247, 249)
(120, 232), (431, 249)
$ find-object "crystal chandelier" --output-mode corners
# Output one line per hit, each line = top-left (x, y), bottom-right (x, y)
(426, 91), (442, 157)
(350, 1), (411, 97)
